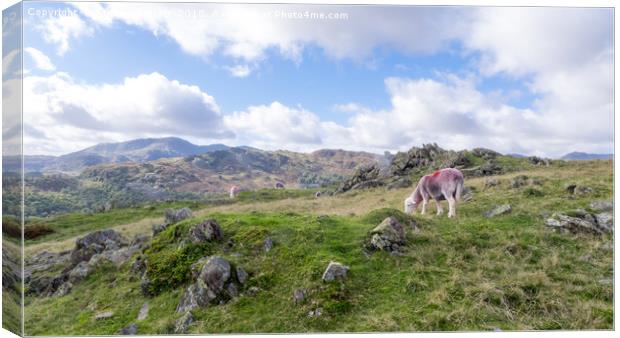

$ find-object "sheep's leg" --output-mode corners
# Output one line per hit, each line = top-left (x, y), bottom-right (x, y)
(435, 199), (444, 216)
(447, 197), (456, 218)
(421, 197), (428, 215)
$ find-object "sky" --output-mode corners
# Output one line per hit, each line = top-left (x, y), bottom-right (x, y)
(5, 2), (614, 157)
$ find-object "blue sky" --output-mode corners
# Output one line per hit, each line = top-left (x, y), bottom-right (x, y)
(13, 2), (614, 157)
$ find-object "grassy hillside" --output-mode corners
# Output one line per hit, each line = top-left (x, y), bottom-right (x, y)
(23, 160), (613, 334)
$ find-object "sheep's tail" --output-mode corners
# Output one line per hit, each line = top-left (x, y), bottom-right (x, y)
(454, 179), (464, 202)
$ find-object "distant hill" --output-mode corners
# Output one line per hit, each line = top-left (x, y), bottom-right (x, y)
(560, 152), (613, 160)
(24, 137), (229, 172)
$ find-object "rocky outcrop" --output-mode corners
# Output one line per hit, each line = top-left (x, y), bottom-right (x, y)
(176, 256), (248, 313)
(336, 164), (382, 193)
(368, 217), (406, 253)
(188, 220), (223, 243)
(27, 231), (149, 297)
(528, 156), (551, 166)
(546, 208), (613, 235)
(70, 229), (126, 266)
(485, 204), (512, 218)
(322, 261), (349, 282)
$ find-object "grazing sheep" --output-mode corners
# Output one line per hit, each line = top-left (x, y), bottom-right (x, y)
(404, 168), (464, 218)
(229, 185), (239, 199)
(315, 191), (322, 198)
(275, 182), (285, 189)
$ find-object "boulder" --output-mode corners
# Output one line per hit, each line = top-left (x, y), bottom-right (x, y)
(70, 230), (125, 266)
(176, 256), (246, 313)
(485, 205), (512, 218)
(594, 212), (614, 233)
(137, 302), (149, 321)
(118, 323), (138, 335)
(369, 217), (406, 253)
(590, 200), (613, 212)
(322, 261), (349, 282)
(174, 312), (193, 334)
(545, 212), (612, 235)
(528, 156), (551, 166)
(472, 148), (500, 160)
(236, 267), (248, 285)
(164, 207), (192, 225)
(293, 288), (307, 304)
(94, 311), (114, 320)
(188, 220), (223, 243)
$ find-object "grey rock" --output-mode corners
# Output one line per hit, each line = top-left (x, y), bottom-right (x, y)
(293, 288), (307, 304)
(164, 207), (192, 225)
(236, 267), (248, 285)
(545, 213), (608, 235)
(369, 217), (406, 252)
(53, 281), (73, 297)
(118, 323), (138, 335)
(176, 256), (243, 312)
(263, 237), (274, 252)
(226, 283), (239, 297)
(322, 261), (349, 282)
(188, 219), (223, 243)
(599, 278), (613, 286)
(590, 200), (613, 212)
(68, 261), (90, 284)
(94, 311), (114, 320)
(137, 302), (149, 321)
(594, 212), (614, 232)
(485, 204), (512, 218)
(152, 224), (167, 236)
(174, 312), (193, 334)
(71, 229), (125, 266)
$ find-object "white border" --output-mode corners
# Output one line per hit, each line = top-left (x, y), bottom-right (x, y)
(0, 1), (617, 338)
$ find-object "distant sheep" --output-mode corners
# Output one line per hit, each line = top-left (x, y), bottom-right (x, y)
(404, 168), (464, 218)
(275, 182), (285, 189)
(229, 185), (240, 199)
(315, 191), (322, 198)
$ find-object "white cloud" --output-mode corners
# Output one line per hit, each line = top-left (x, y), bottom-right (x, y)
(69, 3), (464, 64)
(23, 72), (232, 155)
(35, 13), (93, 55)
(223, 101), (322, 149)
(25, 47), (56, 71)
(226, 64), (252, 77)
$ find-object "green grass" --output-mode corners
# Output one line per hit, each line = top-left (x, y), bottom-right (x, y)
(236, 188), (318, 203)
(23, 160), (614, 334)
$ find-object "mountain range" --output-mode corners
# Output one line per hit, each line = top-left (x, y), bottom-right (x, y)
(21, 137), (614, 173)
(560, 152), (613, 160)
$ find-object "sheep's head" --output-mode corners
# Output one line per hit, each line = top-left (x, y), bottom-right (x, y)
(404, 197), (416, 214)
